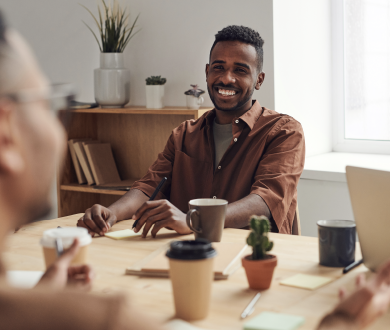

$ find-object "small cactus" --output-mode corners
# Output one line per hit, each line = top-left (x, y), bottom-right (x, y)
(246, 215), (274, 260)
(146, 75), (167, 85)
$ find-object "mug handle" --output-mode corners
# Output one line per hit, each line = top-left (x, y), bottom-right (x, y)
(197, 96), (204, 105)
(186, 209), (202, 234)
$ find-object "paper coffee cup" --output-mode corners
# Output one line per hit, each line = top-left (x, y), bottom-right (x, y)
(40, 227), (92, 268)
(166, 240), (216, 321)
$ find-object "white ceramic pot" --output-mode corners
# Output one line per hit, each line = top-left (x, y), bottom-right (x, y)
(145, 85), (165, 109)
(94, 53), (130, 108)
(186, 95), (204, 110)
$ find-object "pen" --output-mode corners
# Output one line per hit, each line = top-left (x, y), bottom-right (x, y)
(55, 237), (64, 257)
(343, 258), (363, 274)
(240, 292), (261, 319)
(132, 177), (168, 229)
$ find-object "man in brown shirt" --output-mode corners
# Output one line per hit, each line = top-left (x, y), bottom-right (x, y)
(79, 25), (305, 236)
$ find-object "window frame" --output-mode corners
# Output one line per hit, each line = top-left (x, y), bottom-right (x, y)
(332, 0), (390, 155)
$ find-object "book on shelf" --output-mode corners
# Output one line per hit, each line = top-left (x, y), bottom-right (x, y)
(84, 143), (121, 185)
(68, 139), (88, 184)
(73, 141), (99, 185)
(69, 139), (134, 190)
(126, 242), (249, 280)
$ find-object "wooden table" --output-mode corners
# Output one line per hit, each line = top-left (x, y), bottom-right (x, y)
(4, 214), (389, 330)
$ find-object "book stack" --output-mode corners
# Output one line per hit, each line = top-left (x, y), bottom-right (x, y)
(68, 139), (133, 191)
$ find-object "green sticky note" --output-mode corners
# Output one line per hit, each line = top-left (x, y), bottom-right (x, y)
(104, 229), (141, 240)
(244, 312), (305, 330)
(280, 274), (333, 290)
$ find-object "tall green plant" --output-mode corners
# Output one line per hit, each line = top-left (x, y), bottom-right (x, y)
(246, 215), (274, 260)
(81, 0), (140, 53)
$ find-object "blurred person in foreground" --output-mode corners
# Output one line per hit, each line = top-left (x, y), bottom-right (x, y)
(0, 10), (389, 330)
(0, 11), (161, 330)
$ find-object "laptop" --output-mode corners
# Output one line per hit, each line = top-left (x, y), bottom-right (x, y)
(346, 166), (390, 272)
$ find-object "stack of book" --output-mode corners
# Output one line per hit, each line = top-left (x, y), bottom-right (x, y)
(67, 139), (133, 191)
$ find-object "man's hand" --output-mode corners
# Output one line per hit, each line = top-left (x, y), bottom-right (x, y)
(318, 260), (390, 330)
(132, 200), (192, 238)
(37, 239), (94, 291)
(77, 204), (117, 237)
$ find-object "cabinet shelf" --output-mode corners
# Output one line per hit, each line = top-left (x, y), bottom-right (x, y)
(69, 106), (212, 117)
(60, 184), (128, 196)
(58, 106), (212, 217)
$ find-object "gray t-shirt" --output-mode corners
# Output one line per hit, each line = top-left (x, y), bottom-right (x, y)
(213, 119), (233, 170)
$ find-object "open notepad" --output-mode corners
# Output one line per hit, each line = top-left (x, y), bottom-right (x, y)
(126, 242), (248, 280)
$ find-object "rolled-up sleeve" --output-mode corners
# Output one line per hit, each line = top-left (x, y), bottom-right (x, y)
(250, 117), (305, 232)
(131, 131), (176, 200)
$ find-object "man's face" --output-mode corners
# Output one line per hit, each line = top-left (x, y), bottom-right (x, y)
(206, 41), (265, 112)
(0, 31), (66, 225)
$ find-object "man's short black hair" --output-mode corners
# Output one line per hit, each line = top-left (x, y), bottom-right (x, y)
(210, 25), (264, 72)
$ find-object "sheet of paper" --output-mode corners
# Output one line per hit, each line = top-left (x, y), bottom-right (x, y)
(165, 319), (211, 330)
(280, 273), (333, 290)
(6, 271), (44, 289)
(244, 312), (305, 330)
(104, 229), (141, 240)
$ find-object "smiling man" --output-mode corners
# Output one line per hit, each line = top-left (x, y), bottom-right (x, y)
(78, 25), (305, 237)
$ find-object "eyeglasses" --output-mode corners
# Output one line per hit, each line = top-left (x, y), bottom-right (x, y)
(3, 83), (76, 129)
(4, 83), (76, 114)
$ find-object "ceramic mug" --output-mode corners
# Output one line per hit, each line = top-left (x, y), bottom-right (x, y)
(186, 95), (204, 110)
(186, 198), (228, 242)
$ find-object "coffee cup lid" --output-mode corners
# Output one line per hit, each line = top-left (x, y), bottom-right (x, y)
(166, 239), (217, 260)
(40, 227), (92, 248)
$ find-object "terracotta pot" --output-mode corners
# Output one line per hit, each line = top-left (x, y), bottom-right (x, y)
(242, 254), (277, 290)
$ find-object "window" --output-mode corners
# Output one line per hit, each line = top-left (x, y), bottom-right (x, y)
(333, 0), (390, 154)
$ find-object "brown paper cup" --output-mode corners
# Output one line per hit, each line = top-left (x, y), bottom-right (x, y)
(42, 244), (89, 268)
(169, 257), (214, 320)
(40, 227), (92, 269)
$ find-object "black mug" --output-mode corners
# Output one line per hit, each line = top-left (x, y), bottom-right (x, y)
(317, 220), (356, 267)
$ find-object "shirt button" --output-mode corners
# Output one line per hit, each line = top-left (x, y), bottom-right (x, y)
(218, 165), (221, 170)
(213, 196), (216, 199)
(235, 120), (239, 124)
(234, 138), (238, 142)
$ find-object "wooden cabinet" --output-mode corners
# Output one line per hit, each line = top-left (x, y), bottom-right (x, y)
(58, 106), (212, 217)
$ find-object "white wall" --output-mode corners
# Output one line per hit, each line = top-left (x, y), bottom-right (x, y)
(2, 0), (275, 109)
(297, 179), (354, 237)
(273, 0), (332, 157)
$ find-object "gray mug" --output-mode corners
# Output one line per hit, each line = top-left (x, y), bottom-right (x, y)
(186, 198), (228, 242)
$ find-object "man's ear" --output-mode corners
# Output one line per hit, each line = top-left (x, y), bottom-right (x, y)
(205, 64), (210, 81)
(0, 98), (25, 175)
(255, 72), (265, 90)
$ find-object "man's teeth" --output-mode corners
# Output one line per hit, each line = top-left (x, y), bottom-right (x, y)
(218, 89), (236, 96)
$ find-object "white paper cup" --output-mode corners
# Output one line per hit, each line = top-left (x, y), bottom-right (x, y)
(40, 227), (92, 268)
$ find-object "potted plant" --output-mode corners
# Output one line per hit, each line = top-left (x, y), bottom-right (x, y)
(145, 76), (167, 109)
(242, 215), (277, 290)
(82, 0), (140, 108)
(184, 85), (205, 110)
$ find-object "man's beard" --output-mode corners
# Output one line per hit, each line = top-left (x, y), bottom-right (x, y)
(208, 82), (256, 112)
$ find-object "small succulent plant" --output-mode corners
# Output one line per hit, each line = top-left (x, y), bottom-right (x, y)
(146, 76), (167, 85)
(246, 215), (274, 260)
(184, 84), (205, 98)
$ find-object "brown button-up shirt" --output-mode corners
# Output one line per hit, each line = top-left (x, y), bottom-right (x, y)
(132, 100), (305, 234)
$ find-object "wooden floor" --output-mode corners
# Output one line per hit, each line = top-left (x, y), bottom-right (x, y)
(3, 214), (389, 330)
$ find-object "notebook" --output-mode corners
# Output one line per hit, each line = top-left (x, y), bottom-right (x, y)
(244, 312), (305, 330)
(279, 274), (333, 290)
(105, 229), (141, 240)
(126, 242), (248, 280)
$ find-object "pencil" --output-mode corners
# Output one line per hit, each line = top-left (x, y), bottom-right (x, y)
(132, 177), (168, 229)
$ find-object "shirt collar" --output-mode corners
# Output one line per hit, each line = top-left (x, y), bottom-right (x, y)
(201, 100), (263, 130)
